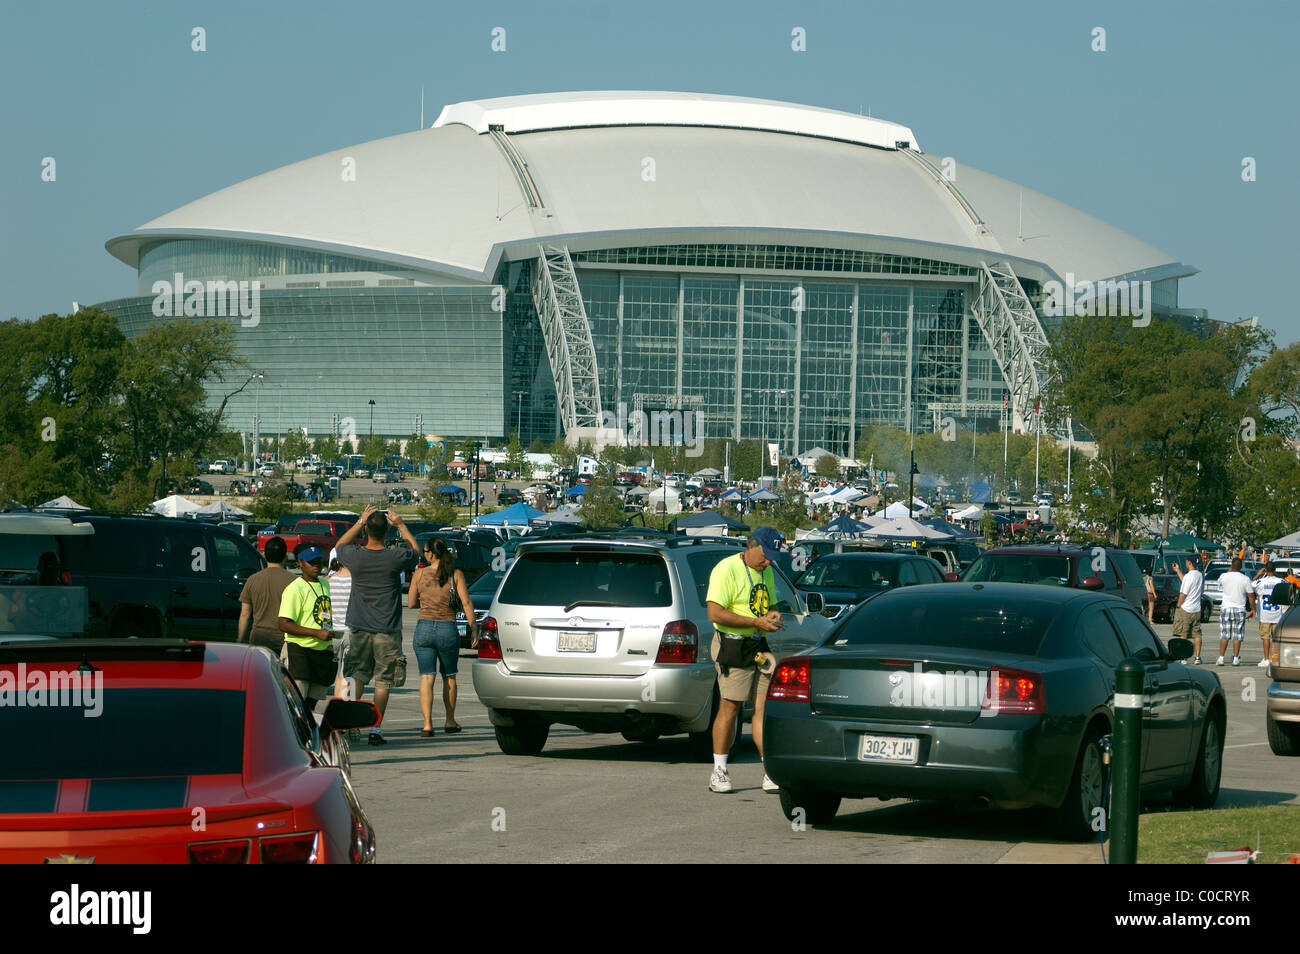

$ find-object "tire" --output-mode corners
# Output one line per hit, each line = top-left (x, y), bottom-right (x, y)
(1200, 602), (1212, 623)
(1175, 709), (1224, 807)
(1266, 708), (1300, 757)
(778, 787), (841, 825)
(1049, 726), (1108, 842)
(109, 612), (156, 638)
(494, 719), (549, 756)
(622, 728), (661, 744)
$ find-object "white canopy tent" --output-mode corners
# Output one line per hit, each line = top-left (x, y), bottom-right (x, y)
(1265, 530), (1300, 549)
(952, 505), (984, 521)
(196, 500), (253, 519)
(646, 486), (682, 515)
(151, 495), (203, 517)
(874, 500), (932, 520)
(867, 516), (953, 540)
(37, 495), (89, 510)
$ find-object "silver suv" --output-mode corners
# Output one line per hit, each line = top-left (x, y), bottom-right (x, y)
(472, 536), (832, 760)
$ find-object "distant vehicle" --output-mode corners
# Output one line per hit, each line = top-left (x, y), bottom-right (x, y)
(372, 470), (397, 484)
(352, 467), (372, 479)
(185, 478), (215, 495)
(794, 552), (945, 620)
(1263, 581), (1300, 756)
(1005, 490), (1022, 505)
(209, 459), (237, 475)
(961, 545), (1146, 614)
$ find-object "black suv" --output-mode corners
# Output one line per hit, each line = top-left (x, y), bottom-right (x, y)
(794, 551), (946, 620)
(960, 544), (1146, 613)
(58, 514), (266, 639)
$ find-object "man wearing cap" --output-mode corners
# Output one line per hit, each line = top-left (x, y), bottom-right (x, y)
(278, 546), (338, 710)
(237, 535), (294, 652)
(705, 527), (784, 794)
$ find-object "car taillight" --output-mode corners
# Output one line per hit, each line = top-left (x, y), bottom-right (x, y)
(982, 667), (1045, 715)
(768, 656), (811, 703)
(655, 620), (698, 664)
(478, 617), (502, 660)
(349, 814), (374, 864)
(188, 838), (250, 864)
(260, 831), (319, 864)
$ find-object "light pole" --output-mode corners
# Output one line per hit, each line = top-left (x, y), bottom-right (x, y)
(368, 399), (376, 441)
(251, 371), (265, 474)
(514, 390), (526, 437)
(907, 449), (919, 519)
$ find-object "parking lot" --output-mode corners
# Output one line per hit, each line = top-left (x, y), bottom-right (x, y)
(348, 609), (1297, 863)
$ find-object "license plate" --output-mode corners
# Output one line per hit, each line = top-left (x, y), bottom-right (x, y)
(858, 734), (918, 764)
(557, 631), (596, 653)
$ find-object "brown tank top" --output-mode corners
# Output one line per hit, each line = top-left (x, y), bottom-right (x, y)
(415, 563), (457, 621)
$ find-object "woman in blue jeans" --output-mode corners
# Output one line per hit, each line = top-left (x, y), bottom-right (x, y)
(408, 538), (478, 737)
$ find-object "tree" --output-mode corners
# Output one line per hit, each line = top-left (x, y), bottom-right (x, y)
(505, 432), (531, 479)
(528, 437), (547, 453)
(417, 496), (462, 526)
(547, 436), (576, 472)
(361, 435), (385, 466)
(814, 454), (839, 479)
(281, 429), (308, 474)
(579, 473), (625, 528)
(407, 433), (431, 473)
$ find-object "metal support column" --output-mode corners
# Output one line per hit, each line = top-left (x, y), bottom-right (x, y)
(849, 286), (859, 459)
(792, 283), (803, 457)
(734, 279), (745, 442)
(616, 273), (625, 411)
(904, 287), (915, 434)
(961, 313), (970, 417)
(675, 274), (685, 405)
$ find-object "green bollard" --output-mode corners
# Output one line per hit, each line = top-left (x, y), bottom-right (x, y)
(1110, 657), (1145, 864)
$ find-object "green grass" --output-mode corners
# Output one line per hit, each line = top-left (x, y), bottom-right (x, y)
(1137, 805), (1300, 863)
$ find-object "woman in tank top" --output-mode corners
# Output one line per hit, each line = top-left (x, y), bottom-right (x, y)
(408, 538), (478, 737)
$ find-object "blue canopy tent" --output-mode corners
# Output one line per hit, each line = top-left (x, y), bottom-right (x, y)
(435, 484), (467, 500)
(748, 488), (779, 502)
(923, 518), (979, 539)
(971, 481), (992, 504)
(669, 509), (749, 534)
(720, 488), (746, 501)
(474, 501), (544, 525)
(820, 514), (871, 536)
(565, 484), (587, 496)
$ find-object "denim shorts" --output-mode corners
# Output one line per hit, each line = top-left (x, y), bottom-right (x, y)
(413, 619), (460, 676)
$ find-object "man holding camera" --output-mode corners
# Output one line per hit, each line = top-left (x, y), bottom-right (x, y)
(334, 505), (419, 744)
(706, 527), (784, 794)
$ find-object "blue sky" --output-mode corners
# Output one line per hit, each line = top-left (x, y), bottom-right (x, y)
(2, 0), (1295, 342)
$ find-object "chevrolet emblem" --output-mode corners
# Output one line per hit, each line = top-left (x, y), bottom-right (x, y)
(44, 853), (95, 864)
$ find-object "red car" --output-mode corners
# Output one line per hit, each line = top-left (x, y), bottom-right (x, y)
(0, 639), (379, 863)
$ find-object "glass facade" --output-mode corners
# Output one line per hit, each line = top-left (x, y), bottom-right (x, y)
(102, 240), (1013, 452)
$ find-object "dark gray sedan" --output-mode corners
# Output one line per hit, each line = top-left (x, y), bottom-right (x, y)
(763, 583), (1226, 839)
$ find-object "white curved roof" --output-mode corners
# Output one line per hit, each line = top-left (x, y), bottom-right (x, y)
(106, 92), (1190, 287)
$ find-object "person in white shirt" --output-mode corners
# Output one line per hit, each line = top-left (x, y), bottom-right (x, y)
(1216, 558), (1256, 666)
(1253, 563), (1285, 668)
(327, 548), (355, 699)
(1173, 557), (1205, 663)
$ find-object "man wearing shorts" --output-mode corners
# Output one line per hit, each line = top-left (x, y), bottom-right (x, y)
(1253, 562), (1284, 668)
(705, 527), (784, 795)
(1172, 556), (1204, 663)
(277, 546), (338, 711)
(1216, 558), (1255, 667)
(334, 505), (419, 744)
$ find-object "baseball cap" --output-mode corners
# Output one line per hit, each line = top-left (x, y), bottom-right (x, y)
(751, 526), (784, 562)
(298, 546), (325, 565)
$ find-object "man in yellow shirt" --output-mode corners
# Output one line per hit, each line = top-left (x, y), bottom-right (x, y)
(706, 527), (784, 794)
(278, 546), (338, 711)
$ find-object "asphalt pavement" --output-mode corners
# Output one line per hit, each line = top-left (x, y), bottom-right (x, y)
(343, 608), (1297, 864)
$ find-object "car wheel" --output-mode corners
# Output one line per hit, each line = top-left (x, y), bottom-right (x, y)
(109, 611), (156, 638)
(687, 687), (738, 762)
(778, 787), (840, 825)
(494, 718), (549, 756)
(1049, 726), (1107, 842)
(621, 728), (661, 744)
(1200, 603), (1212, 623)
(1266, 708), (1300, 757)
(1175, 709), (1224, 807)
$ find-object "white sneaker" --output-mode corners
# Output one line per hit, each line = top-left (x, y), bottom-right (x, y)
(709, 767), (732, 793)
(762, 774), (780, 793)
(1232, 657), (1241, 666)
(1258, 658), (1270, 667)
(1216, 655), (1225, 666)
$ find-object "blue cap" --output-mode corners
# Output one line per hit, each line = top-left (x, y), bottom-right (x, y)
(298, 546), (325, 565)
(751, 526), (784, 562)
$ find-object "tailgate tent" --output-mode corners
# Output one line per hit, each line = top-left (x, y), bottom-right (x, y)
(670, 509), (748, 535)
(971, 482), (993, 504)
(474, 502), (543, 526)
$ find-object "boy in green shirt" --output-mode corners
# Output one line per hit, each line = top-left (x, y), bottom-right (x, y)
(278, 546), (338, 710)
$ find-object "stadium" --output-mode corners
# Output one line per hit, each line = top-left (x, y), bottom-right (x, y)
(95, 91), (1208, 455)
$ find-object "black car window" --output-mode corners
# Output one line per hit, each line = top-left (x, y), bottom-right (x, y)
(918, 559), (944, 583)
(898, 561), (919, 586)
(213, 531), (262, 580)
(964, 554), (1070, 586)
(164, 525), (213, 578)
(1107, 606), (1163, 660)
(1077, 604), (1125, 667)
(799, 558), (897, 590)
(63, 520), (161, 575)
(277, 668), (316, 752)
(770, 566), (801, 613)
(499, 549), (672, 608)
(837, 592), (1058, 656)
(686, 550), (739, 608)
(1087, 550), (1118, 589)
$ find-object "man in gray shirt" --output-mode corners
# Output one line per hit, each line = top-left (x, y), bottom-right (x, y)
(237, 536), (294, 652)
(335, 505), (419, 744)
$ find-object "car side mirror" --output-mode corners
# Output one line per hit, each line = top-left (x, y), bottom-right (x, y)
(943, 572), (959, 583)
(320, 698), (381, 732)
(804, 592), (824, 614)
(1079, 576), (1104, 590)
(1272, 581), (1294, 606)
(1167, 637), (1194, 661)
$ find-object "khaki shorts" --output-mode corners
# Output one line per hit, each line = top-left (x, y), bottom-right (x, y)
(712, 632), (771, 703)
(344, 629), (407, 689)
(1259, 622), (1277, 641)
(1172, 607), (1202, 641)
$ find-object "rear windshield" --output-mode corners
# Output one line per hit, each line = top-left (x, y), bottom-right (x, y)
(0, 535), (61, 578)
(798, 558), (899, 590)
(0, 688), (244, 782)
(837, 595), (1058, 655)
(964, 554), (1071, 586)
(498, 549), (671, 608)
